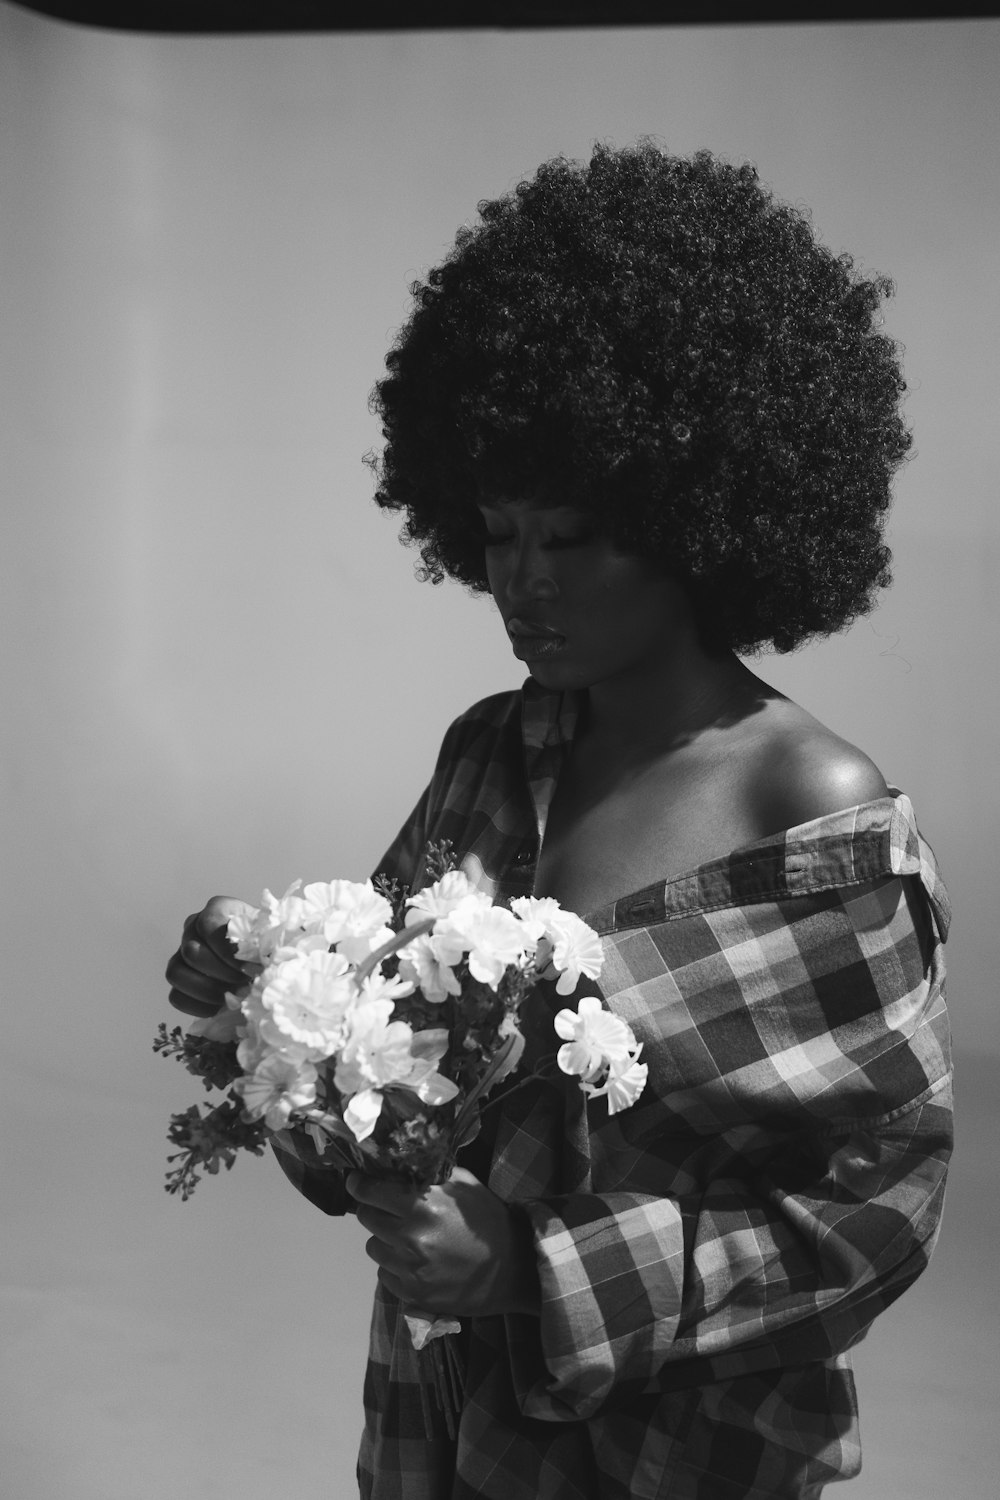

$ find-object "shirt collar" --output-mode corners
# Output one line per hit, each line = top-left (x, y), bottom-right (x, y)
(520, 679), (583, 847)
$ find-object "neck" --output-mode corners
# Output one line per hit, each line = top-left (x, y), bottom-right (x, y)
(580, 647), (772, 758)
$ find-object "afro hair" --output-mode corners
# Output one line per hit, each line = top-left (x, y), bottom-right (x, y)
(367, 143), (911, 654)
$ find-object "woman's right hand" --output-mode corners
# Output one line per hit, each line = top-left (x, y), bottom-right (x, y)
(164, 896), (256, 1017)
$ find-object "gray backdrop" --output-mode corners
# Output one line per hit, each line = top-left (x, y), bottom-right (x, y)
(2, 7), (997, 1496)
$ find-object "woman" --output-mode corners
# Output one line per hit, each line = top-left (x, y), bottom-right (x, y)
(166, 145), (952, 1499)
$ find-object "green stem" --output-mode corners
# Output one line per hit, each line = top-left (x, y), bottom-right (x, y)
(451, 1052), (560, 1150)
(353, 918), (435, 987)
(450, 1032), (520, 1143)
(482, 1054), (560, 1108)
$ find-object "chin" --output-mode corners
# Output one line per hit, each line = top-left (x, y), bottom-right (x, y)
(525, 659), (591, 691)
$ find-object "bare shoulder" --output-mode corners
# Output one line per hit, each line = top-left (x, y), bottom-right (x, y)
(748, 702), (890, 833)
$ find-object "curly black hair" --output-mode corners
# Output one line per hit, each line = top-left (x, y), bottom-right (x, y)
(367, 143), (911, 653)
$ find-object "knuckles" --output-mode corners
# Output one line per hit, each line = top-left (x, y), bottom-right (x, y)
(163, 950), (184, 985)
(164, 897), (248, 1017)
(179, 931), (230, 970)
(203, 896), (248, 947)
(166, 987), (219, 1018)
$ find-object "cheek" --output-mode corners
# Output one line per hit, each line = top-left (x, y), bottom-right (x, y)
(590, 560), (664, 610)
(483, 551), (504, 599)
(590, 568), (686, 644)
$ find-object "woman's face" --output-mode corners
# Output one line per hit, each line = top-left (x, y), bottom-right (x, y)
(479, 500), (695, 693)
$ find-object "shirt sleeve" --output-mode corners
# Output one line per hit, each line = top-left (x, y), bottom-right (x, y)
(504, 873), (953, 1422)
(270, 1126), (356, 1216)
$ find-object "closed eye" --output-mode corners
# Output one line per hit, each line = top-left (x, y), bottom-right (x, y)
(543, 534), (595, 550)
(482, 533), (594, 550)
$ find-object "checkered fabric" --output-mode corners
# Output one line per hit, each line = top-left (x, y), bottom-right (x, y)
(273, 682), (952, 1499)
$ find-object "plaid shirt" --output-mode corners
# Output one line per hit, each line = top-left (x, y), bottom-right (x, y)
(274, 682), (952, 1500)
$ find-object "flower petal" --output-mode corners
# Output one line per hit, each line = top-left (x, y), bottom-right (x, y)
(605, 1057), (649, 1113)
(343, 1088), (384, 1142)
(557, 1040), (598, 1078)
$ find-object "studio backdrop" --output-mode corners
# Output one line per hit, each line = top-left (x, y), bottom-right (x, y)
(1, 7), (998, 1498)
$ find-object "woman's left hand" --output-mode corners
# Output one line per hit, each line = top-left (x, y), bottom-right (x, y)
(347, 1167), (540, 1318)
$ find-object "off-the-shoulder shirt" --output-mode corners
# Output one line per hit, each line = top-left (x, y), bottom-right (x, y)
(274, 681), (952, 1500)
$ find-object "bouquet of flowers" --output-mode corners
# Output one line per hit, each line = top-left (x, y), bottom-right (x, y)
(155, 844), (647, 1425)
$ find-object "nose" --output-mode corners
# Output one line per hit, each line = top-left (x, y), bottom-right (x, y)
(498, 538), (558, 607)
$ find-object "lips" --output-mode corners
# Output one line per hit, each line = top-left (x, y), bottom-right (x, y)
(506, 617), (567, 660)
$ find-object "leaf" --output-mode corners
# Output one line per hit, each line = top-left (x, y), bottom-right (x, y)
(409, 1028), (449, 1062)
(450, 1032), (521, 1143)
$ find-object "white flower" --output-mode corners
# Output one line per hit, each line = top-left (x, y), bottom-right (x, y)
(438, 901), (528, 989)
(227, 879), (393, 967)
(582, 1053), (649, 1114)
(511, 897), (604, 994)
(404, 870), (482, 924)
(354, 967), (416, 1009)
(554, 995), (639, 1080)
(229, 882), (309, 964)
(300, 880), (394, 963)
(186, 992), (244, 1043)
(342, 1087), (385, 1143)
(335, 1003), (427, 1095)
(554, 996), (646, 1113)
(227, 903), (266, 964)
(236, 1054), (318, 1130)
(397, 929), (466, 1003)
(235, 982), (272, 1072)
(236, 980), (311, 1071)
(335, 1003), (458, 1142)
(490, 1014), (526, 1085)
(404, 1312), (463, 1349)
(259, 947), (357, 1056)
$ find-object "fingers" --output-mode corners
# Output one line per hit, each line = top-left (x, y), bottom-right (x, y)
(192, 898), (253, 968)
(346, 1169), (481, 1210)
(348, 1176), (430, 1290)
(346, 1173), (422, 1216)
(445, 1166), (481, 1189)
(164, 944), (234, 1015)
(179, 918), (242, 982)
(362, 1225), (422, 1272)
(363, 1230), (431, 1307)
(164, 896), (255, 1016)
(165, 986), (222, 1019)
(352, 1183), (427, 1294)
